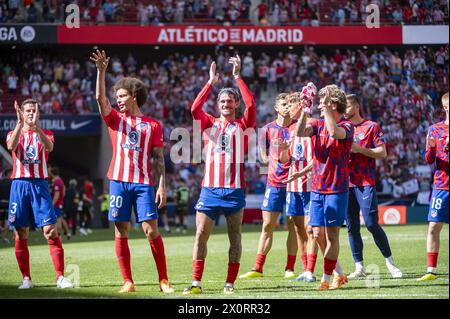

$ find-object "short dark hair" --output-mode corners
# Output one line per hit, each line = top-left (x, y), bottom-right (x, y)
(50, 167), (60, 176)
(346, 94), (360, 106)
(216, 88), (240, 104)
(21, 98), (40, 110)
(113, 77), (148, 108)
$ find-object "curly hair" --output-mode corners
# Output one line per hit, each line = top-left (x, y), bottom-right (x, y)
(113, 77), (148, 108)
(318, 84), (347, 114)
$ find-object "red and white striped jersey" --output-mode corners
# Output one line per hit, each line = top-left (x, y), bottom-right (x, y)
(287, 131), (313, 193)
(7, 129), (53, 179)
(192, 78), (256, 189)
(103, 108), (163, 185)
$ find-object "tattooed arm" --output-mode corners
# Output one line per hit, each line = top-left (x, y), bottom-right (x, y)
(152, 147), (167, 209)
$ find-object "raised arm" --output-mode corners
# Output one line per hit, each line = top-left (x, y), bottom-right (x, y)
(323, 91), (347, 139)
(425, 128), (437, 164)
(90, 49), (112, 117)
(230, 55), (256, 129)
(295, 110), (313, 137)
(6, 101), (23, 152)
(191, 62), (217, 130)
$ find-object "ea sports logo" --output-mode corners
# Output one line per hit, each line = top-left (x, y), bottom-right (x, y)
(383, 208), (400, 225)
(127, 131), (138, 145)
(25, 145), (37, 159)
(20, 26), (35, 42)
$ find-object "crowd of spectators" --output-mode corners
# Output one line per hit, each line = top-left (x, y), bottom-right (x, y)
(1, 44), (448, 199)
(0, 0), (448, 26)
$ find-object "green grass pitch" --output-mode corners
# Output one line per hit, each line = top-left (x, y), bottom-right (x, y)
(0, 224), (448, 299)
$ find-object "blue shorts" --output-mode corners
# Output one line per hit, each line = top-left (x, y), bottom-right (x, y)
(286, 191), (311, 217)
(54, 208), (63, 218)
(195, 187), (246, 221)
(261, 185), (286, 213)
(8, 178), (56, 228)
(309, 191), (348, 227)
(108, 180), (158, 223)
(428, 189), (449, 223)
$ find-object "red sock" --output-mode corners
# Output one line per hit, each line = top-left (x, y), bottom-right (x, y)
(149, 235), (168, 282)
(285, 254), (296, 271)
(427, 252), (439, 268)
(15, 239), (31, 279)
(48, 237), (64, 279)
(301, 254), (307, 271)
(324, 258), (337, 276)
(226, 262), (240, 284)
(306, 254), (318, 273)
(254, 253), (266, 273)
(193, 259), (205, 281)
(115, 237), (133, 283)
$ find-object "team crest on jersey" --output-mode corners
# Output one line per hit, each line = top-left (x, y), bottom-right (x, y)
(111, 208), (119, 218)
(431, 210), (438, 218)
(225, 122), (237, 134)
(135, 122), (148, 131)
(25, 145), (37, 160)
(294, 143), (304, 160)
(127, 131), (139, 145)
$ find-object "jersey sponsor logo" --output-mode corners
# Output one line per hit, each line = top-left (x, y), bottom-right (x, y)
(327, 219), (337, 224)
(127, 131), (139, 145)
(43, 218), (52, 223)
(293, 143), (305, 161)
(25, 145), (37, 160)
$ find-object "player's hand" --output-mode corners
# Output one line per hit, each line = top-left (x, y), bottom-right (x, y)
(350, 142), (360, 153)
(208, 61), (219, 86)
(155, 187), (167, 209)
(14, 100), (24, 126)
(229, 54), (241, 77)
(427, 136), (436, 148)
(90, 49), (110, 72)
(283, 172), (301, 184)
(277, 138), (291, 153)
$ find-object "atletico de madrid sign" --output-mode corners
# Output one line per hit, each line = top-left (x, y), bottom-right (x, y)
(58, 25), (410, 45)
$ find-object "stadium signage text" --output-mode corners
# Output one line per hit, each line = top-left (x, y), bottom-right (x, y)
(0, 24), (56, 43)
(57, 25), (448, 45)
(157, 27), (303, 44)
(0, 115), (101, 136)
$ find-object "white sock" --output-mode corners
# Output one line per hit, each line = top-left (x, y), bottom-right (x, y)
(427, 267), (437, 274)
(322, 274), (331, 282)
(385, 256), (395, 267)
(192, 280), (201, 287)
(355, 261), (365, 272)
(333, 260), (344, 276)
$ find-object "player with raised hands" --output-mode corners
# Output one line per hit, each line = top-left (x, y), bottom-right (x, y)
(7, 99), (73, 290)
(183, 55), (256, 295)
(90, 49), (173, 294)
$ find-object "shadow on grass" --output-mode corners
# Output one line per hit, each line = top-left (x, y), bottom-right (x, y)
(0, 225), (269, 249)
